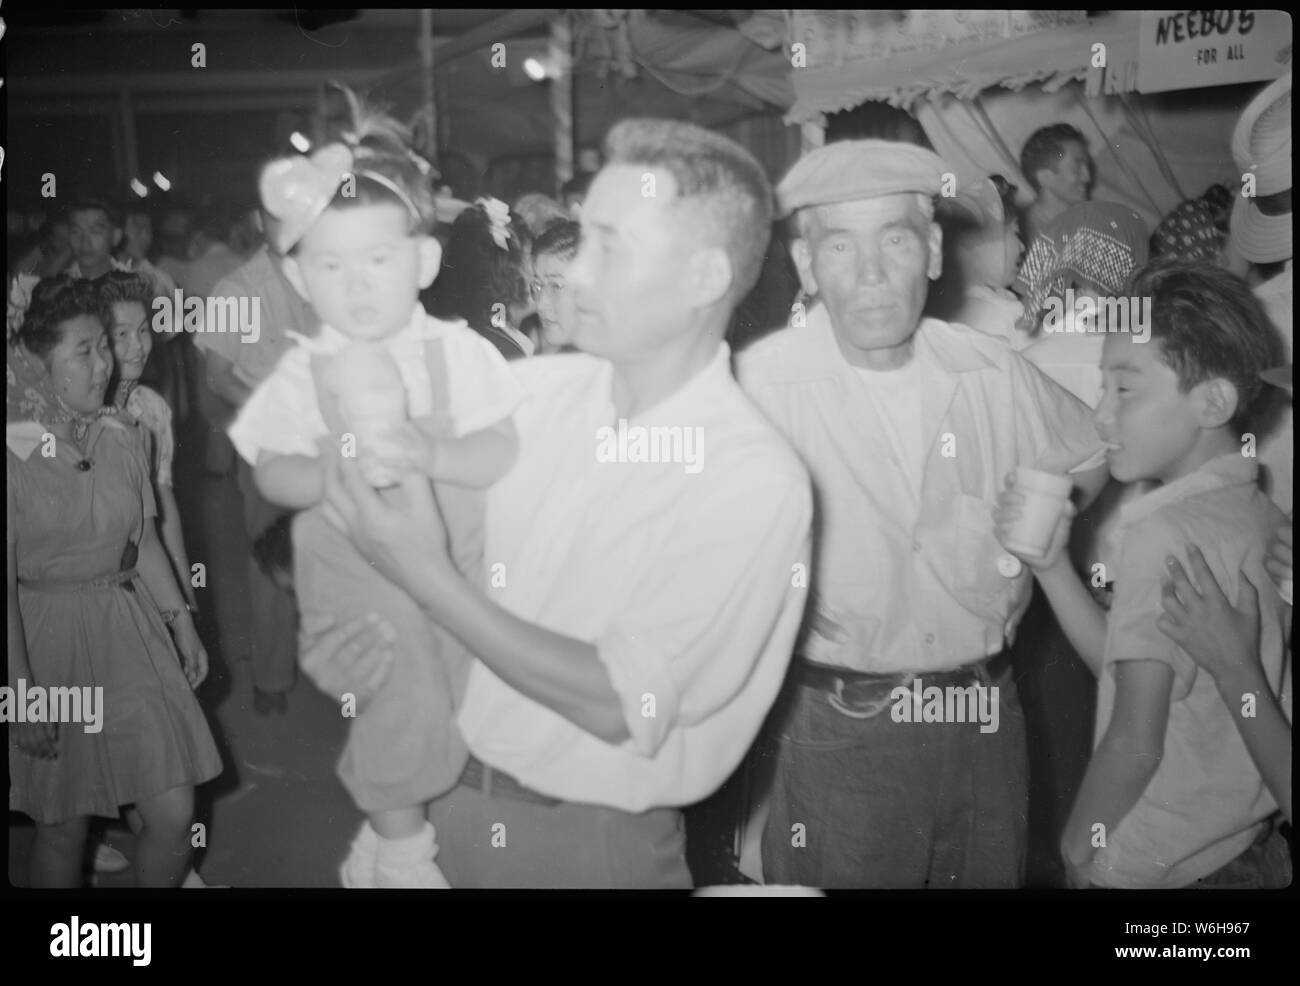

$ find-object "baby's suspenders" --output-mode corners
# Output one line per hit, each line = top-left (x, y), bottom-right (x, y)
(420, 333), (456, 439)
(308, 351), (349, 443)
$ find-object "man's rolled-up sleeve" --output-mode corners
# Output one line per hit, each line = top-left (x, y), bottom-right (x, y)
(594, 461), (813, 758)
(1010, 351), (1107, 474)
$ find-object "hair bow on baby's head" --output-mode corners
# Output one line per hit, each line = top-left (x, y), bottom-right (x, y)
(476, 197), (513, 251)
(259, 144), (355, 254)
(260, 135), (429, 254)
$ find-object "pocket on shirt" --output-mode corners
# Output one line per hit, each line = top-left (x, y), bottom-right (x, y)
(952, 494), (1025, 608)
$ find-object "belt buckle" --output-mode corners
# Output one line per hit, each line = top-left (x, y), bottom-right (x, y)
(826, 674), (904, 720)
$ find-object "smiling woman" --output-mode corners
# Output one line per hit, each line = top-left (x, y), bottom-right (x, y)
(13, 277), (116, 418)
(7, 275), (222, 888)
(96, 270), (200, 613)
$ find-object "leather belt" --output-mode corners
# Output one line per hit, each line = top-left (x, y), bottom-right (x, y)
(459, 755), (562, 808)
(792, 648), (1013, 694)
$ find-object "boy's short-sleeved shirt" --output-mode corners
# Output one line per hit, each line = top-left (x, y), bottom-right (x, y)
(1091, 453), (1291, 889)
(228, 303), (523, 465)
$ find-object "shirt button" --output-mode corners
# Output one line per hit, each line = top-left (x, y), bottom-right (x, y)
(997, 554), (1023, 578)
(925, 633), (936, 645)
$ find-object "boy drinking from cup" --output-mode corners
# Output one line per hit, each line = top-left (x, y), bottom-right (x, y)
(995, 259), (1291, 888)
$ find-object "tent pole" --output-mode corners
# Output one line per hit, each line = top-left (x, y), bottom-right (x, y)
(968, 95), (1021, 178)
(552, 12), (575, 195)
(1072, 86), (1163, 217)
(314, 83), (329, 145)
(120, 88), (140, 190)
(420, 8), (438, 168)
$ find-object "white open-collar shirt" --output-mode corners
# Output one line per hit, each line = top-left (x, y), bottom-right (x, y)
(456, 343), (813, 812)
(737, 303), (1105, 674)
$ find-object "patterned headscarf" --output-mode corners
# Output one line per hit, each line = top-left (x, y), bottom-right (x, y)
(6, 340), (121, 457)
(1015, 201), (1149, 333)
(1151, 198), (1224, 264)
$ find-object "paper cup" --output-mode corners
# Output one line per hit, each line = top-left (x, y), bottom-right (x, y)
(1002, 467), (1073, 558)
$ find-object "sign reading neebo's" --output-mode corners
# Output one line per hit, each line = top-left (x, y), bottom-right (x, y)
(1137, 10), (1292, 94)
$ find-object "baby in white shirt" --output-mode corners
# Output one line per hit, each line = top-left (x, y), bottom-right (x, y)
(230, 103), (523, 889)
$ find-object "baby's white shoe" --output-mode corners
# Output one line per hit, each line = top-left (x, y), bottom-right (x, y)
(93, 843), (130, 874)
(373, 822), (451, 889)
(339, 821), (381, 889)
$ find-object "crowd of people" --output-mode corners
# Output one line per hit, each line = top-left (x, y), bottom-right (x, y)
(6, 72), (1292, 890)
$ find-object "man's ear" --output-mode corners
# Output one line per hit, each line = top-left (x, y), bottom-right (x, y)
(280, 254), (310, 301)
(417, 235), (443, 290)
(684, 245), (734, 308)
(791, 237), (819, 297)
(927, 220), (943, 281)
(1195, 376), (1240, 430)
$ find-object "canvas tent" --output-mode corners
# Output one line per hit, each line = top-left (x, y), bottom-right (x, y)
(362, 9), (798, 193)
(5, 9), (799, 215)
(783, 9), (1293, 231)
(8, 10), (1291, 235)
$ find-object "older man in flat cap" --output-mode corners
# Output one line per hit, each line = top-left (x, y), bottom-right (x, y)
(737, 139), (1110, 888)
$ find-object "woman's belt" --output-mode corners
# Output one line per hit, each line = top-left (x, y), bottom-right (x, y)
(19, 568), (138, 592)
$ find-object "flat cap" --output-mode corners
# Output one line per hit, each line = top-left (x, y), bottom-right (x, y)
(777, 139), (949, 218)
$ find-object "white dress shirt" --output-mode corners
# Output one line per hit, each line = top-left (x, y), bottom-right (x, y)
(456, 343), (813, 812)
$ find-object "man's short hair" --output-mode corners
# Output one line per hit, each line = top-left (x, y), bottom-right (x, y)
(1020, 124), (1088, 193)
(825, 101), (934, 149)
(95, 270), (157, 307)
(603, 118), (774, 303)
(1128, 258), (1282, 431)
(64, 194), (122, 229)
(533, 219), (581, 264)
